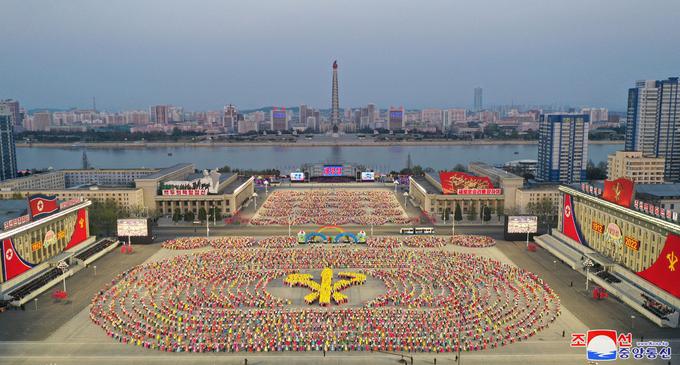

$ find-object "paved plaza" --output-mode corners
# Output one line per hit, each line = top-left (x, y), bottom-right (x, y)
(0, 230), (676, 365)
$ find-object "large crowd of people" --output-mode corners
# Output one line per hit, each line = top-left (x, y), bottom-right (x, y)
(365, 235), (495, 249)
(250, 190), (411, 226)
(161, 237), (256, 250)
(91, 244), (560, 353)
(450, 235), (496, 248)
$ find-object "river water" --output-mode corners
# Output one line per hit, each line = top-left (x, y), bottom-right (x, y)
(16, 143), (622, 172)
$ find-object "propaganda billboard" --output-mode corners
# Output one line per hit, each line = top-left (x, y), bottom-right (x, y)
(439, 172), (493, 195)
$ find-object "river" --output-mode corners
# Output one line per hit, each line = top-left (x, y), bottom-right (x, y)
(16, 143), (622, 172)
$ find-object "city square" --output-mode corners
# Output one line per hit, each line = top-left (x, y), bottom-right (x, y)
(2, 2), (680, 363)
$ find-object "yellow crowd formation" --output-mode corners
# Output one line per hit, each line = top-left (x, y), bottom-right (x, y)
(90, 244), (560, 353)
(251, 190), (412, 226)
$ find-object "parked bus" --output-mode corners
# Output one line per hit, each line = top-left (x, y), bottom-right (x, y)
(400, 227), (435, 235)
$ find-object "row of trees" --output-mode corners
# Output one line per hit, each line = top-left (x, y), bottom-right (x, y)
(217, 165), (281, 176)
(440, 203), (495, 223)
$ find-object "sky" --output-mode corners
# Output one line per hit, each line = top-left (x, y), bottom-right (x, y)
(1, 0), (679, 112)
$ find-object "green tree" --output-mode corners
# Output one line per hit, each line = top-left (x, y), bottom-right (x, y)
(452, 164), (467, 172)
(218, 165), (232, 173)
(483, 206), (491, 222)
(172, 209), (182, 222)
(184, 210), (195, 222)
(198, 207), (207, 222)
(89, 199), (128, 236)
(467, 204), (477, 221)
(454, 203), (463, 222)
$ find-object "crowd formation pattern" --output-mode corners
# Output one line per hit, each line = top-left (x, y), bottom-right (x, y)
(91, 238), (560, 353)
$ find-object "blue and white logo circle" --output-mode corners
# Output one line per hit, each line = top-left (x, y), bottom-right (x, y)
(587, 334), (617, 361)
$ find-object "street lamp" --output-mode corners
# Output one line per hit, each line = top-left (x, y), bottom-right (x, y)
(264, 180), (269, 195)
(393, 180), (399, 193)
(252, 192), (258, 209)
(402, 191), (409, 206)
(630, 315), (636, 330)
(583, 259), (594, 291)
(57, 260), (69, 293)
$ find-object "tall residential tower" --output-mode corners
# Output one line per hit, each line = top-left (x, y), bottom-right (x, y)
(536, 113), (589, 183)
(0, 105), (18, 181)
(474, 87), (483, 112)
(625, 77), (680, 181)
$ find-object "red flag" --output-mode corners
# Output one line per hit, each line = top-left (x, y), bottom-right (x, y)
(602, 178), (634, 208)
(28, 194), (60, 220)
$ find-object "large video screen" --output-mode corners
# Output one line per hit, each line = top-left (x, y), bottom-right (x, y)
(361, 171), (375, 181)
(290, 172), (305, 181)
(273, 111), (286, 119)
(390, 111), (403, 118)
(323, 165), (343, 177)
(507, 216), (538, 233)
(117, 219), (149, 237)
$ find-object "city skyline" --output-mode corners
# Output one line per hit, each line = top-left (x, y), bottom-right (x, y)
(2, 0), (680, 111)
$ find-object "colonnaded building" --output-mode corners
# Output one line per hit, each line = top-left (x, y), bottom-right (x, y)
(536, 178), (680, 328)
(408, 162), (561, 218)
(0, 164), (254, 218)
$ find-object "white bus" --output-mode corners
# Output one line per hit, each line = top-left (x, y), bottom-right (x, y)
(400, 227), (435, 235)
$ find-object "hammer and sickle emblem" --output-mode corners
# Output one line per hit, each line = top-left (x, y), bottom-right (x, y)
(613, 183), (622, 202)
(79, 218), (85, 229)
(667, 251), (678, 272)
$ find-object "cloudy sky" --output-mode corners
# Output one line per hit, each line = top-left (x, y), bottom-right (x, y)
(1, 0), (679, 111)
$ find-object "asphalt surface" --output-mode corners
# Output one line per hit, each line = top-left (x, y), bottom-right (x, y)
(0, 244), (161, 341)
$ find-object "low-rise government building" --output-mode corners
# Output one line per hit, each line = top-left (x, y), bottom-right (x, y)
(0, 164), (254, 218)
(535, 179), (680, 328)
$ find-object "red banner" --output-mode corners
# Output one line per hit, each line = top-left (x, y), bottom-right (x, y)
(1, 238), (34, 282)
(562, 194), (584, 245)
(602, 178), (634, 208)
(65, 208), (89, 250)
(439, 172), (493, 195)
(637, 233), (680, 298)
(28, 194), (60, 220)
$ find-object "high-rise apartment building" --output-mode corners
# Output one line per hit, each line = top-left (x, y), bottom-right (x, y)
(474, 87), (483, 112)
(388, 107), (404, 131)
(421, 108), (443, 130)
(607, 151), (665, 184)
(271, 108), (288, 131)
(625, 77), (680, 181)
(443, 109), (466, 132)
(299, 104), (308, 126)
(0, 99), (22, 127)
(0, 105), (18, 181)
(150, 105), (170, 124)
(32, 112), (52, 131)
(536, 113), (589, 183)
(224, 104), (238, 132)
(626, 80), (660, 156)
